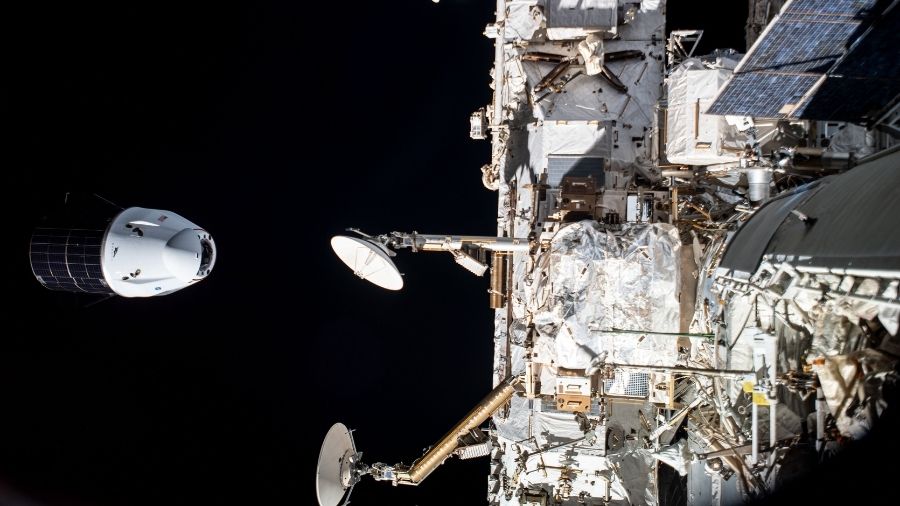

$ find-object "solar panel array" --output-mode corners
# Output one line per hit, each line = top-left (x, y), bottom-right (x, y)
(710, 73), (820, 118)
(793, 4), (900, 122)
(30, 228), (113, 294)
(707, 0), (881, 120)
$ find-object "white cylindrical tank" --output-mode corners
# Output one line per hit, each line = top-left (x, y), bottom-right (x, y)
(30, 207), (216, 297)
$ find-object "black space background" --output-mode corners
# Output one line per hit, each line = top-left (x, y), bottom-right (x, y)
(8, 1), (891, 505)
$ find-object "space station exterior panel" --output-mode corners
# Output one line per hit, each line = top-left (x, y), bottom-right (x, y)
(317, 0), (900, 503)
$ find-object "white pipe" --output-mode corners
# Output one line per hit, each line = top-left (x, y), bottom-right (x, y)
(769, 401), (777, 449)
(816, 386), (826, 452)
(477, 240), (530, 252)
(418, 235), (530, 252)
(765, 334), (778, 451)
(524, 360), (536, 399)
(751, 402), (759, 465)
(660, 169), (694, 178)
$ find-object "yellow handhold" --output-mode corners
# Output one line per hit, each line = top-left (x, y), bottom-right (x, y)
(752, 392), (770, 406)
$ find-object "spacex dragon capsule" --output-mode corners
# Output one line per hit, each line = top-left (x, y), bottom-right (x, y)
(30, 206), (216, 297)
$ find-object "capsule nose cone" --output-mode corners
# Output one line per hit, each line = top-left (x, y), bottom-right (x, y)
(198, 233), (216, 278)
(163, 228), (204, 282)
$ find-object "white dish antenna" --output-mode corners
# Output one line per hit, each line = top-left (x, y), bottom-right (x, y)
(316, 423), (360, 506)
(330, 235), (403, 290)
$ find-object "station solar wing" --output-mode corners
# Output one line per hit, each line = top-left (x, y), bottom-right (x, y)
(707, 0), (886, 121)
(792, 3), (900, 123)
(29, 228), (113, 294)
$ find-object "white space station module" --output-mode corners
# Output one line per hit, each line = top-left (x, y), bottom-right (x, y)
(30, 206), (216, 297)
(321, 0), (900, 505)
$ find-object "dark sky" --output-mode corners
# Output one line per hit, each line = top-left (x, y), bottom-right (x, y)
(1, 2), (748, 505)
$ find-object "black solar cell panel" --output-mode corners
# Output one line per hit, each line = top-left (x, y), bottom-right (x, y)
(706, 0), (896, 122)
(29, 228), (113, 294)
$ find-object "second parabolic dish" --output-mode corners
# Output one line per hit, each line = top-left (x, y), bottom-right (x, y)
(316, 422), (358, 506)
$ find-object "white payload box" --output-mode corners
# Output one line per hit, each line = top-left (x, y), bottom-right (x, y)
(665, 58), (749, 166)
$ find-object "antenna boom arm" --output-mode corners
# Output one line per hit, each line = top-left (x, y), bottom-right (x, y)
(388, 233), (530, 253)
(394, 376), (520, 485)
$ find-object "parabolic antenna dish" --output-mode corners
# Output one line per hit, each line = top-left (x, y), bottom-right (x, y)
(316, 422), (359, 506)
(330, 235), (403, 290)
